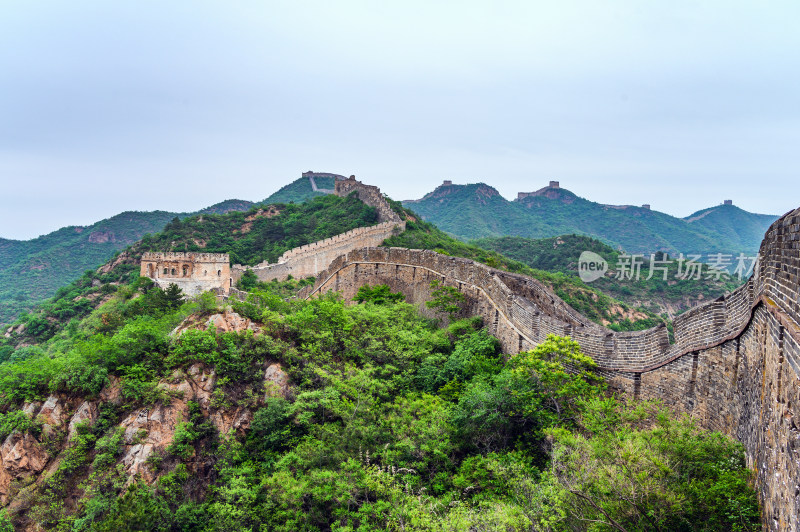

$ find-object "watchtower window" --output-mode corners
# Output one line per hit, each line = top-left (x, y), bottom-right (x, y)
(182, 266), (189, 277)
(163, 268), (168, 275)
(217, 270), (221, 277)
(171, 268), (176, 276)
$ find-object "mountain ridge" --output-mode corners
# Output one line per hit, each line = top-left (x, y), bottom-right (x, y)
(404, 181), (779, 256)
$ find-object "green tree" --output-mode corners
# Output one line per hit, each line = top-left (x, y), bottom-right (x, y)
(425, 280), (467, 320)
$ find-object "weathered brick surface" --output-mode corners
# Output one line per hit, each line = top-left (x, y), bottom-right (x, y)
(140, 252), (230, 295)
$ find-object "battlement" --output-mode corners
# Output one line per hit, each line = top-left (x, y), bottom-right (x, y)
(302, 171), (347, 180)
(141, 252), (229, 263)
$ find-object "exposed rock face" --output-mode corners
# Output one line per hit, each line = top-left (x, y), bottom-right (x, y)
(171, 310), (260, 337)
(118, 363), (218, 482)
(264, 364), (290, 398)
(0, 433), (49, 503)
(204, 311), (261, 334)
(88, 231), (116, 244)
(96, 251), (135, 274)
(67, 401), (97, 439)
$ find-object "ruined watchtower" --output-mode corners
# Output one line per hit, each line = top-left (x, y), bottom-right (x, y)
(140, 252), (231, 295)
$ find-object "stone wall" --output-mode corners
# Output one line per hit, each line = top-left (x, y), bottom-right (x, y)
(232, 222), (405, 283)
(335, 176), (403, 224)
(140, 252), (230, 296)
(232, 177), (406, 284)
(299, 206), (800, 531)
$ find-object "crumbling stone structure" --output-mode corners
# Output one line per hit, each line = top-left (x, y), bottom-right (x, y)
(300, 206), (800, 531)
(140, 252), (230, 295)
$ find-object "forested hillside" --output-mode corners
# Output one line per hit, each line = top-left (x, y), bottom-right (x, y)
(0, 201), (254, 327)
(475, 234), (743, 317)
(0, 189), (763, 530)
(0, 275), (760, 530)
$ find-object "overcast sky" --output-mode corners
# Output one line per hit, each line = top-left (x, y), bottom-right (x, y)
(1, 0), (798, 240)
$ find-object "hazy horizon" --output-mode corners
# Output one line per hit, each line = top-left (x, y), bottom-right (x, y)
(2, 1), (798, 240)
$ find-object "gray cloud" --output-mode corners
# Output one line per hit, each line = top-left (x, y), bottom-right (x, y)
(1, 0), (798, 239)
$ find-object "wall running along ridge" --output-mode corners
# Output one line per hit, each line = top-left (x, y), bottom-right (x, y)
(298, 207), (800, 531)
(231, 176), (406, 283)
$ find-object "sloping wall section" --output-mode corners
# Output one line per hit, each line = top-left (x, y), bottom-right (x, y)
(299, 207), (800, 531)
(232, 177), (405, 283)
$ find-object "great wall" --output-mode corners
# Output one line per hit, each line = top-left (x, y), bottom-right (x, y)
(141, 176), (406, 293)
(142, 176), (800, 530)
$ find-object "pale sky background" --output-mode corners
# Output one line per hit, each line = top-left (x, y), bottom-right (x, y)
(1, 0), (798, 240)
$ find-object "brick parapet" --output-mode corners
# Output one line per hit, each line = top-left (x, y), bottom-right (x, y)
(141, 251), (230, 263)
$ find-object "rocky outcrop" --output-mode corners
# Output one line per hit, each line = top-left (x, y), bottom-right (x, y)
(171, 310), (260, 337)
(264, 363), (289, 398)
(0, 433), (49, 503)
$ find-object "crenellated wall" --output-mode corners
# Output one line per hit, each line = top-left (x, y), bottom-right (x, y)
(231, 222), (405, 283)
(232, 177), (406, 283)
(299, 207), (800, 530)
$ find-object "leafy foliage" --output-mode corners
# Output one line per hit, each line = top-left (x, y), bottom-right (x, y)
(475, 234), (743, 317)
(137, 193), (378, 266)
(0, 266), (760, 530)
(354, 284), (405, 305)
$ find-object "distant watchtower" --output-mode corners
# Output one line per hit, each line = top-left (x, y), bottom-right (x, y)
(641, 204), (651, 210)
(549, 181), (560, 188)
(442, 180), (453, 186)
(724, 200), (733, 206)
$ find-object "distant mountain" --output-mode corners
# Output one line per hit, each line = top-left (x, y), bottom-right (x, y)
(474, 234), (742, 318)
(684, 203), (780, 253)
(0, 199), (253, 327)
(404, 182), (779, 257)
